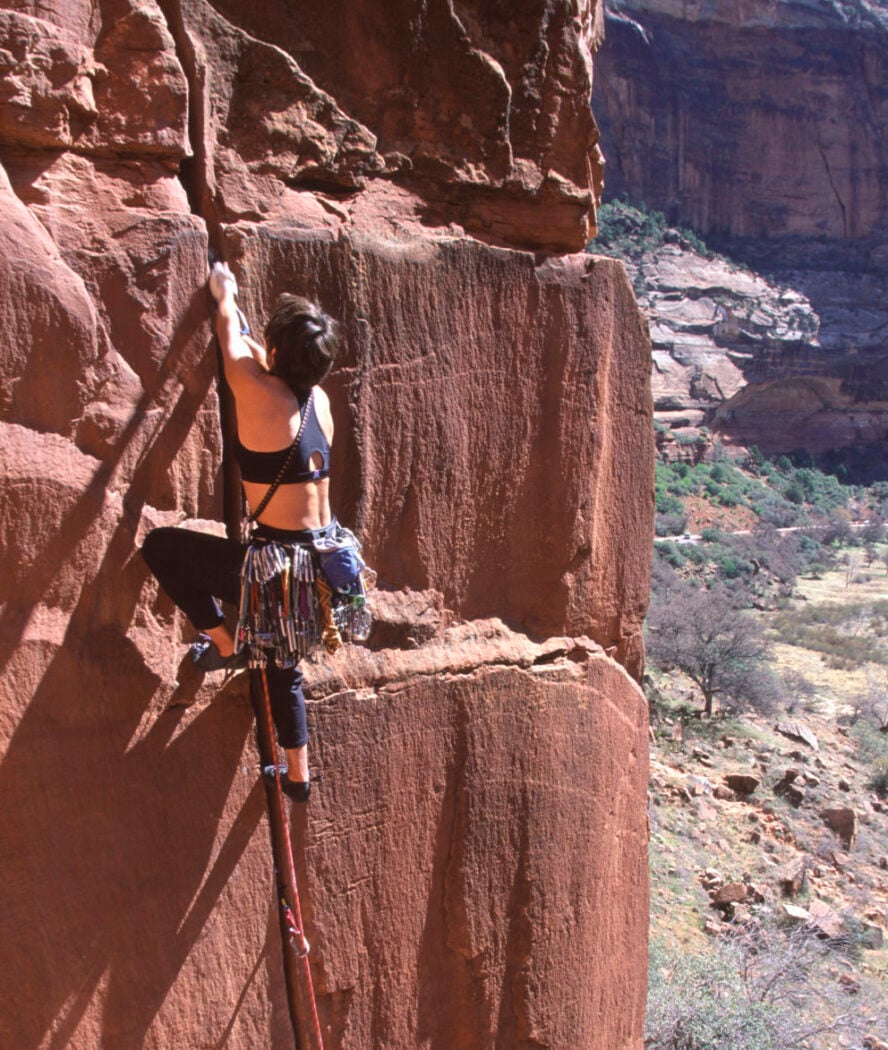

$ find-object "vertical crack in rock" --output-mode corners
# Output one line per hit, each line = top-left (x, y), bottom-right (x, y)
(157, 0), (242, 537)
(817, 139), (850, 238)
(339, 233), (376, 540)
(155, 0), (218, 244)
(497, 806), (539, 1049)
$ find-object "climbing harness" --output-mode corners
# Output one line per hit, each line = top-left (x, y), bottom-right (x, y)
(235, 524), (372, 667)
(233, 383), (372, 666)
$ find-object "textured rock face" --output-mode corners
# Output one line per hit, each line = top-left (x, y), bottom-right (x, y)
(226, 230), (653, 670)
(595, 0), (888, 240)
(713, 376), (888, 459)
(628, 241), (888, 464)
(304, 622), (649, 1050)
(627, 245), (820, 428)
(168, 0), (606, 252)
(0, 2), (652, 1048)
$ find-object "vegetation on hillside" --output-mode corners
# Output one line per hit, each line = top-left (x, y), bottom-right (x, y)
(590, 197), (714, 260)
(645, 435), (888, 1049)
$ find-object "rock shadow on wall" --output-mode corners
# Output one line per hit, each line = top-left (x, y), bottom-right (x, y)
(0, 283), (215, 677)
(0, 284), (268, 1045)
(0, 627), (261, 1050)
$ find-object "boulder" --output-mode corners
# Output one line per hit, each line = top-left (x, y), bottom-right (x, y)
(781, 903), (811, 923)
(820, 807), (858, 849)
(777, 862), (808, 898)
(775, 722), (820, 752)
(774, 774), (806, 808)
(711, 882), (748, 907)
(724, 773), (760, 795)
(808, 900), (845, 941)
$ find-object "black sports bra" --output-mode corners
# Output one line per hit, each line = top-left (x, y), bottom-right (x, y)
(233, 392), (330, 484)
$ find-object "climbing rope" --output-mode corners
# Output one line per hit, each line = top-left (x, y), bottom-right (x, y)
(256, 663), (324, 1048)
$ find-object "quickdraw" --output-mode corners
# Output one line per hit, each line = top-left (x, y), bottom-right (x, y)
(235, 530), (372, 669)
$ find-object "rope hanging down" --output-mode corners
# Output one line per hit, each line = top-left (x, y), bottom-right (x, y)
(256, 663), (324, 1049)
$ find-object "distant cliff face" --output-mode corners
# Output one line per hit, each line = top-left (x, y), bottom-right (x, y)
(593, 0), (888, 477)
(595, 0), (888, 241)
(0, 2), (652, 1048)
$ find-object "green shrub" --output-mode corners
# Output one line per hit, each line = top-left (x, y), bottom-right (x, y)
(683, 543), (709, 565)
(590, 198), (715, 261)
(647, 940), (796, 1050)
(870, 756), (888, 797)
(785, 481), (805, 505)
(656, 541), (687, 568)
(656, 491), (686, 517)
(714, 553), (755, 580)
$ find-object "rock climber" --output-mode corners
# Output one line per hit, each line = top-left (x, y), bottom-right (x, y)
(142, 262), (366, 802)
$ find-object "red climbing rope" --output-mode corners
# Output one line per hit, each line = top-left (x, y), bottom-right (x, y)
(257, 663), (325, 1049)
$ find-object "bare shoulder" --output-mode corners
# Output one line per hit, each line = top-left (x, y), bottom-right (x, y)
(232, 366), (292, 421)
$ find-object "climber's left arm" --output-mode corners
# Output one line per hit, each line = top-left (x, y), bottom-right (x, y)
(209, 263), (266, 391)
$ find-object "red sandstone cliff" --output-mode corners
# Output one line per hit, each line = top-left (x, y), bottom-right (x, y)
(0, 3), (653, 1048)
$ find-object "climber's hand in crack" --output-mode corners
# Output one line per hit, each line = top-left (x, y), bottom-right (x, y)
(209, 260), (238, 302)
(209, 262), (269, 372)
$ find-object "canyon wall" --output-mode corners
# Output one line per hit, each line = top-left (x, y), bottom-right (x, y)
(593, 0), (888, 474)
(596, 0), (888, 242)
(0, 3), (653, 1049)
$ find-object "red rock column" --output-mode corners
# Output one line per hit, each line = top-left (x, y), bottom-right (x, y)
(0, 2), (652, 1048)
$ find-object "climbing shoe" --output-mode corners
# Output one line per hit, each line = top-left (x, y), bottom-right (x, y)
(261, 765), (321, 803)
(191, 636), (248, 673)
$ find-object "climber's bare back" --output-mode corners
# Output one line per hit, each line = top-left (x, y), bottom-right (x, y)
(231, 354), (335, 532)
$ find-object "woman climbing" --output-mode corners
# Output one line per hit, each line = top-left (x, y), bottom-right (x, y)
(142, 262), (367, 801)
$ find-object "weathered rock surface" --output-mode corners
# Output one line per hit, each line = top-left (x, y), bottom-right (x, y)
(225, 231), (653, 671)
(171, 0), (606, 253)
(0, 2), (652, 1049)
(616, 237), (888, 469)
(724, 773), (760, 796)
(821, 806), (859, 849)
(624, 244), (821, 429)
(302, 620), (649, 1050)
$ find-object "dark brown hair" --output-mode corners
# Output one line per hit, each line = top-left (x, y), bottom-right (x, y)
(265, 294), (338, 396)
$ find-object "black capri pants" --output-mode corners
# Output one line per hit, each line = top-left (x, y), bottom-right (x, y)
(141, 524), (325, 751)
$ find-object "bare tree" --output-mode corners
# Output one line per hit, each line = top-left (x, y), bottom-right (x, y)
(647, 922), (888, 1050)
(850, 670), (888, 731)
(646, 582), (774, 717)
